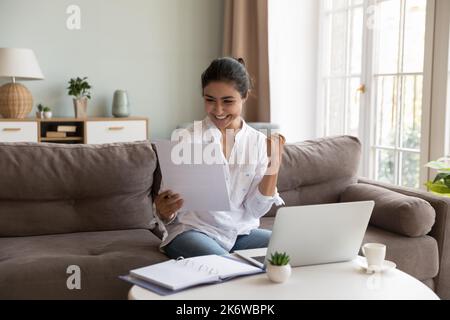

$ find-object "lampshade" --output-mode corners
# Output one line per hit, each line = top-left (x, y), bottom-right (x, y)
(0, 48), (44, 80)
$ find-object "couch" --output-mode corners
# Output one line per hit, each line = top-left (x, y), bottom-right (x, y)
(0, 141), (167, 299)
(0, 136), (449, 299)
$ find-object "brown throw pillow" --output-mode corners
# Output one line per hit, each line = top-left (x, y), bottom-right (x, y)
(340, 184), (435, 237)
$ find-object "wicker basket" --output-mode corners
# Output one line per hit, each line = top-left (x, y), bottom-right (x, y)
(0, 83), (33, 118)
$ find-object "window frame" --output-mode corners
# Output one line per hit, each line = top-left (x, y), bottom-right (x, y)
(370, 0), (430, 188)
(427, 0), (450, 165)
(317, 0), (435, 188)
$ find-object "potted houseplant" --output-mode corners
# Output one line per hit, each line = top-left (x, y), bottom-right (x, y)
(425, 158), (450, 197)
(36, 104), (44, 119)
(266, 251), (291, 283)
(43, 106), (52, 119)
(67, 77), (92, 118)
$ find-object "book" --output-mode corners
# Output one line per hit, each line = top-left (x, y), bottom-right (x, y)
(57, 125), (77, 133)
(122, 255), (263, 292)
(46, 131), (67, 138)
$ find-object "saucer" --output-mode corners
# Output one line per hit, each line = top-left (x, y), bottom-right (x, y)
(356, 258), (396, 274)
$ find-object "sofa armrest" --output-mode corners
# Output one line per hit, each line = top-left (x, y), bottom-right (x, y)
(358, 177), (450, 299)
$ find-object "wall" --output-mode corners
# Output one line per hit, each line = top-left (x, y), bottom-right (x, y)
(428, 0), (450, 164)
(269, 0), (319, 143)
(447, 26), (450, 157)
(0, 0), (224, 139)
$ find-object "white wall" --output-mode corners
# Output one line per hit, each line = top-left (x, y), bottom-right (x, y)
(269, 0), (319, 142)
(447, 34), (450, 157)
(0, 0), (224, 139)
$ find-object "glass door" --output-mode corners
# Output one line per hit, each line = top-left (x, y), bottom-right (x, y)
(319, 0), (431, 187)
(321, 0), (365, 138)
(370, 0), (427, 188)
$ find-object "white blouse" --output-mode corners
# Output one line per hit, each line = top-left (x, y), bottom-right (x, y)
(154, 117), (284, 251)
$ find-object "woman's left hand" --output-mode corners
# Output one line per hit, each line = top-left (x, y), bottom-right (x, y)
(266, 133), (286, 175)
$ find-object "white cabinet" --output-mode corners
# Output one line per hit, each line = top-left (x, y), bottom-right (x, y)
(86, 120), (147, 144)
(0, 118), (148, 144)
(0, 121), (38, 142)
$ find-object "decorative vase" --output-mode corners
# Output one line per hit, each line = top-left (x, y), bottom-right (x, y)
(44, 111), (52, 119)
(112, 90), (130, 117)
(36, 111), (44, 119)
(266, 264), (291, 283)
(73, 97), (88, 118)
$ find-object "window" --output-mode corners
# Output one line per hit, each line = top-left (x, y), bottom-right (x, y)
(372, 0), (426, 188)
(319, 0), (430, 188)
(321, 0), (365, 138)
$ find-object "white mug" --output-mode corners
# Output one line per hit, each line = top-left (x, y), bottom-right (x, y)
(362, 243), (386, 271)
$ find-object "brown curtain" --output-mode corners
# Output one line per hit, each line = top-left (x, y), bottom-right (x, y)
(223, 0), (271, 122)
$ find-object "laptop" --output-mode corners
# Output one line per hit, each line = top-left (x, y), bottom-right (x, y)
(234, 201), (374, 269)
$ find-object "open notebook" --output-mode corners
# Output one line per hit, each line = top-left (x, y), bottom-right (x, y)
(121, 255), (263, 293)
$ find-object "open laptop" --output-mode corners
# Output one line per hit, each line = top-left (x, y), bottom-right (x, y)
(234, 201), (374, 269)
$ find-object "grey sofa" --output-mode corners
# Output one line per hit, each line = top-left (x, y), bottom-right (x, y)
(0, 136), (449, 299)
(0, 142), (167, 299)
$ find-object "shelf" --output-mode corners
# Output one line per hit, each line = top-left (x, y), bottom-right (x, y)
(39, 120), (85, 144)
(39, 118), (85, 123)
(37, 117), (148, 122)
(41, 137), (84, 142)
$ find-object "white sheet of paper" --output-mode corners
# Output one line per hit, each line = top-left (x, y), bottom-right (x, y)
(153, 140), (231, 212)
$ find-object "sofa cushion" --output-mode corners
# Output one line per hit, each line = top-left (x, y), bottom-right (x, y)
(0, 229), (168, 299)
(341, 184), (436, 237)
(0, 142), (157, 237)
(363, 226), (439, 281)
(266, 136), (361, 216)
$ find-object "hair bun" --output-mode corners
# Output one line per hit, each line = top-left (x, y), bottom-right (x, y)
(236, 57), (246, 66)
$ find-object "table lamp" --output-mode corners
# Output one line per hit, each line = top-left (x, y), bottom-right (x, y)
(0, 48), (44, 118)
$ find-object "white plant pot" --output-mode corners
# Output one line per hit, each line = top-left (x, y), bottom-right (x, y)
(266, 263), (291, 283)
(44, 111), (52, 119)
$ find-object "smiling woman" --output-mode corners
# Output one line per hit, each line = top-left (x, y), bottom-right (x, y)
(200, 57), (253, 159)
(154, 57), (285, 260)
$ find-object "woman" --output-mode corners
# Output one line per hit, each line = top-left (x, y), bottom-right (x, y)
(155, 57), (285, 259)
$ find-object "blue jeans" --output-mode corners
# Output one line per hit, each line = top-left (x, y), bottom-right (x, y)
(163, 229), (271, 259)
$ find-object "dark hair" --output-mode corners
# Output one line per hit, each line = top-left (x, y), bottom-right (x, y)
(201, 57), (252, 98)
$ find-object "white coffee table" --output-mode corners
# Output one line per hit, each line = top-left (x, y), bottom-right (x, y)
(128, 255), (439, 300)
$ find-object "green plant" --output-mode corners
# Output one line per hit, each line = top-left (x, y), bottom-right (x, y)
(37, 104), (44, 112)
(67, 77), (92, 99)
(43, 106), (51, 112)
(425, 158), (450, 196)
(268, 252), (290, 266)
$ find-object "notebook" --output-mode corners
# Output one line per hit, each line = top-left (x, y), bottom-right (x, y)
(124, 255), (263, 292)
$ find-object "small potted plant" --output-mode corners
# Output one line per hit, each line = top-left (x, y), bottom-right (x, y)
(266, 251), (291, 283)
(36, 104), (44, 119)
(43, 106), (52, 119)
(426, 158), (450, 197)
(67, 77), (92, 118)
